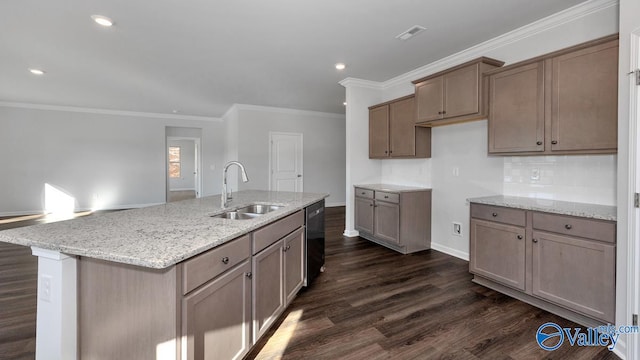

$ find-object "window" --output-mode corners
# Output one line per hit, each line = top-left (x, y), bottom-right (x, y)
(169, 146), (181, 178)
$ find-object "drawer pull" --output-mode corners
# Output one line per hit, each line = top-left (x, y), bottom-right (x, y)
(369, 203), (373, 207)
(492, 212), (498, 217)
(551, 140), (558, 145)
(384, 195), (389, 199)
(246, 272), (252, 279)
(532, 238), (538, 243)
(517, 235), (523, 240)
(361, 192), (365, 195)
(221, 256), (229, 264)
(536, 141), (542, 145)
(565, 224), (572, 230)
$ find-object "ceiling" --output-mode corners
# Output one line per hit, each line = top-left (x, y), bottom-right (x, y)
(0, 0), (589, 118)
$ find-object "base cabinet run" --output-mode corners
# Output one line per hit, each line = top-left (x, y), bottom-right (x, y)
(78, 209), (307, 360)
(354, 187), (431, 254)
(469, 203), (616, 325)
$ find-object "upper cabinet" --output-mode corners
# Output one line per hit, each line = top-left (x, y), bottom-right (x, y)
(412, 57), (504, 126)
(368, 95), (431, 159)
(487, 35), (619, 155)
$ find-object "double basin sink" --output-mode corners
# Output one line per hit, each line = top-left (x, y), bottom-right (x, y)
(211, 204), (283, 220)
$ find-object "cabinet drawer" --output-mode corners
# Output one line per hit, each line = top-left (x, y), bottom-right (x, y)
(253, 210), (304, 254)
(182, 234), (251, 295)
(471, 204), (526, 227)
(355, 188), (374, 199)
(375, 191), (399, 204)
(532, 212), (615, 243)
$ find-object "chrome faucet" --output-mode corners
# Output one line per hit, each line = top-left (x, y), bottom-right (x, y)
(222, 161), (249, 208)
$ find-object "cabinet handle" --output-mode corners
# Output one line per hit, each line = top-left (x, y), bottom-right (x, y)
(536, 141), (542, 145)
(532, 238), (538, 243)
(283, 245), (291, 252)
(517, 235), (523, 240)
(565, 224), (572, 230)
(246, 272), (252, 279)
(369, 203), (373, 207)
(384, 195), (389, 199)
(361, 192), (365, 195)
(222, 257), (229, 264)
(492, 212), (498, 217)
(551, 140), (558, 145)
(384, 150), (388, 154)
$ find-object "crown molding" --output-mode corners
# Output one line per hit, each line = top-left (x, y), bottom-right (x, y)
(0, 101), (222, 122)
(231, 103), (345, 120)
(339, 77), (384, 90)
(382, 0), (619, 89)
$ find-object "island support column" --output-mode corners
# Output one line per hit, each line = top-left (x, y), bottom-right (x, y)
(31, 247), (78, 360)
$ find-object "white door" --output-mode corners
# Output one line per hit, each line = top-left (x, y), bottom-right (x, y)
(269, 132), (303, 192)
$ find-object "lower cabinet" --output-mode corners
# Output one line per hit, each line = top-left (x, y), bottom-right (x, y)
(354, 186), (431, 254)
(182, 261), (252, 360)
(78, 210), (308, 360)
(469, 202), (616, 325)
(469, 219), (525, 291)
(253, 226), (305, 341)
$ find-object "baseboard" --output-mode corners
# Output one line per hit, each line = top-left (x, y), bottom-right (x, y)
(430, 242), (469, 261)
(0, 210), (45, 217)
(343, 229), (359, 237)
(326, 201), (346, 207)
(169, 188), (195, 192)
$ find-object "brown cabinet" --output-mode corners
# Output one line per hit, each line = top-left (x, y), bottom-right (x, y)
(354, 186), (431, 254)
(182, 260), (252, 360)
(368, 95), (431, 159)
(487, 35), (618, 155)
(469, 202), (616, 325)
(412, 57), (504, 126)
(469, 218), (526, 291)
(252, 223), (304, 342)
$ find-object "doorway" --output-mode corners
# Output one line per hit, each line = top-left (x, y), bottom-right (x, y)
(631, 30), (640, 360)
(269, 132), (303, 192)
(166, 135), (202, 203)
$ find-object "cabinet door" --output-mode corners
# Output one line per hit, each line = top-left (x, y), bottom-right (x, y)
(374, 201), (400, 245)
(252, 239), (284, 342)
(369, 105), (389, 158)
(488, 62), (545, 154)
(354, 197), (374, 234)
(469, 219), (526, 291)
(182, 261), (251, 360)
(284, 228), (305, 304)
(415, 76), (444, 123)
(532, 231), (615, 323)
(550, 40), (618, 152)
(444, 64), (479, 118)
(389, 96), (416, 157)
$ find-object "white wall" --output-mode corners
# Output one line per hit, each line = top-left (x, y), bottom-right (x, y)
(0, 105), (225, 215)
(343, 1), (619, 259)
(231, 105), (346, 206)
(167, 139), (196, 190)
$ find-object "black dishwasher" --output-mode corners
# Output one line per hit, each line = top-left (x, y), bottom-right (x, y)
(305, 200), (325, 286)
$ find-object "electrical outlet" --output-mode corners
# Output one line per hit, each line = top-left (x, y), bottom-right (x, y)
(452, 222), (462, 236)
(531, 168), (540, 181)
(40, 275), (52, 302)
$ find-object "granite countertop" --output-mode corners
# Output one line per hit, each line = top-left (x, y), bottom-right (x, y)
(355, 184), (432, 192)
(0, 190), (327, 269)
(467, 195), (616, 221)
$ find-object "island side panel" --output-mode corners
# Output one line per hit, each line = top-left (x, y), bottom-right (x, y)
(78, 258), (180, 360)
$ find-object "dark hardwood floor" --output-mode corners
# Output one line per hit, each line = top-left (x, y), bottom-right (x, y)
(249, 207), (619, 360)
(0, 207), (620, 359)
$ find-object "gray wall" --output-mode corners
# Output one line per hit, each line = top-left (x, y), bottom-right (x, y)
(234, 106), (346, 206)
(0, 106), (225, 215)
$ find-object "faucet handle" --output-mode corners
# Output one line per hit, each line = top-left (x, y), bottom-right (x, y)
(227, 187), (233, 200)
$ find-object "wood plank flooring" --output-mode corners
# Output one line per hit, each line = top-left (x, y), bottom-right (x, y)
(0, 242), (37, 360)
(249, 207), (619, 360)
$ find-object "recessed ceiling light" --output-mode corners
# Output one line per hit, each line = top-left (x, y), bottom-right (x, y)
(335, 63), (346, 70)
(172, 110), (179, 114)
(91, 15), (114, 27)
(29, 68), (45, 75)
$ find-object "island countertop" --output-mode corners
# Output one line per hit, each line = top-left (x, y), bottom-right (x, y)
(0, 190), (328, 269)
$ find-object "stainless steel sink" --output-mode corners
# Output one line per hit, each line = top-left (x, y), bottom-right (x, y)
(211, 204), (283, 220)
(237, 204), (282, 214)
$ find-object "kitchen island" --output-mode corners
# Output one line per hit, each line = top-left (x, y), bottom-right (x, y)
(0, 190), (328, 360)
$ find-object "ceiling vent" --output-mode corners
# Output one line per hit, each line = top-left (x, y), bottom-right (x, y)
(395, 25), (426, 41)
